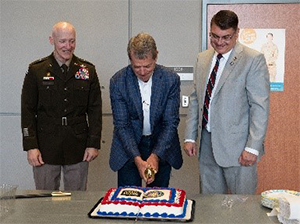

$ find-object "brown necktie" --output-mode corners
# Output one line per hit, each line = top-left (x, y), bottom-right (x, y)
(61, 64), (68, 75)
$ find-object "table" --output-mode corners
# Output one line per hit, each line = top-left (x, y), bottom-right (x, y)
(1, 190), (279, 223)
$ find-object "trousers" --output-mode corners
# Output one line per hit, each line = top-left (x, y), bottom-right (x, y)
(33, 161), (89, 191)
(199, 128), (257, 194)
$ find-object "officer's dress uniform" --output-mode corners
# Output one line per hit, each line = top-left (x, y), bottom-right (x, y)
(21, 53), (102, 190)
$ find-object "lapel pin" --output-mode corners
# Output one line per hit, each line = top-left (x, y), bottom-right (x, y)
(230, 57), (237, 65)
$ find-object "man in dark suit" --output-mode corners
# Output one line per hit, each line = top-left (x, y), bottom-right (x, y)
(184, 10), (270, 194)
(21, 22), (102, 191)
(109, 32), (183, 187)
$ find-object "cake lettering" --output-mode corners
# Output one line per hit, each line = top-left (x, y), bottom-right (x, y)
(121, 190), (142, 197)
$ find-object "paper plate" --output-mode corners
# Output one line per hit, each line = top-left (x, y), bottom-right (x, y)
(261, 189), (300, 209)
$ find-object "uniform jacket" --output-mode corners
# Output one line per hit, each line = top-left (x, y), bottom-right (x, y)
(185, 42), (270, 167)
(109, 64), (183, 171)
(21, 53), (102, 165)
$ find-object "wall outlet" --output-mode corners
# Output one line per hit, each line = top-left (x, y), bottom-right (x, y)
(182, 95), (189, 108)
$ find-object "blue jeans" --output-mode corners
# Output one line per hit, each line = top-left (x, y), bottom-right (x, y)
(118, 135), (171, 187)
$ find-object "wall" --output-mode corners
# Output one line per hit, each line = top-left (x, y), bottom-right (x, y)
(0, 0), (201, 194)
(3, 0), (296, 195)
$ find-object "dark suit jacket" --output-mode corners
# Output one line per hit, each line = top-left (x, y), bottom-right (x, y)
(109, 64), (183, 171)
(21, 54), (102, 165)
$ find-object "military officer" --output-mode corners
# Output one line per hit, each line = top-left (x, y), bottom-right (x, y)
(21, 21), (102, 191)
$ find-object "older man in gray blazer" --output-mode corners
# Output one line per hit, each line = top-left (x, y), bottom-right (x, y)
(184, 10), (270, 194)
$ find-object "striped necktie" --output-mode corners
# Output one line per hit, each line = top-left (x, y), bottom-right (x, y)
(202, 53), (222, 128)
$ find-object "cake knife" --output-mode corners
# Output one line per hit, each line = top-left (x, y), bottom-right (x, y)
(8, 191), (71, 199)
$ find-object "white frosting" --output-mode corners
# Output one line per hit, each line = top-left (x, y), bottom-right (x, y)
(99, 203), (140, 215)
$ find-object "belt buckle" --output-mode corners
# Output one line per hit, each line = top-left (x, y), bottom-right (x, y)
(62, 117), (67, 126)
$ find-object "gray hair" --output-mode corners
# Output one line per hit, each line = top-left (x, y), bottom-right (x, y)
(127, 32), (158, 60)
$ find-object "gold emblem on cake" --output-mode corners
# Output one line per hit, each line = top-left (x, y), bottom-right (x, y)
(144, 190), (164, 198)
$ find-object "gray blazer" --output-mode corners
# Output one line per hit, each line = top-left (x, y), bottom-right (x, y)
(185, 42), (270, 167)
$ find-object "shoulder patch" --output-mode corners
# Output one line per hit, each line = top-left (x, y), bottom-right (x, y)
(77, 57), (95, 66)
(29, 56), (49, 66)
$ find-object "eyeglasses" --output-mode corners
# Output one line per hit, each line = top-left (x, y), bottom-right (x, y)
(209, 32), (236, 42)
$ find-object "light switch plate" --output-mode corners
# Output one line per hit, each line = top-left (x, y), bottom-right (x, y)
(182, 95), (189, 108)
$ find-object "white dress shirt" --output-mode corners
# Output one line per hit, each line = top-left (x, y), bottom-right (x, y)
(138, 76), (152, 136)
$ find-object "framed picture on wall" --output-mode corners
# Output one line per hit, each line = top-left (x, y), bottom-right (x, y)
(201, 0), (300, 91)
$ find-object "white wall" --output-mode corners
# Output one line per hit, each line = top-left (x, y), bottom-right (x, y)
(0, 0), (201, 194)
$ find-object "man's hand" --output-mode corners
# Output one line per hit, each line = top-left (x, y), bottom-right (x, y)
(183, 142), (197, 156)
(146, 153), (159, 173)
(238, 150), (257, 166)
(27, 149), (44, 167)
(83, 147), (99, 162)
(145, 153), (159, 185)
(134, 156), (149, 183)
